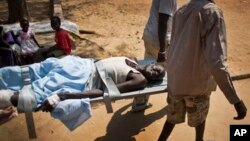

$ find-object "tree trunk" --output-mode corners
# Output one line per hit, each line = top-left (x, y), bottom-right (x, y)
(7, 0), (29, 23)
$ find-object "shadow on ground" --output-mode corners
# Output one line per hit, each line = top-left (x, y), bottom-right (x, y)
(95, 103), (167, 141)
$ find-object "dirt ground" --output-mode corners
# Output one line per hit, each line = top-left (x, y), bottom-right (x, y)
(0, 0), (250, 141)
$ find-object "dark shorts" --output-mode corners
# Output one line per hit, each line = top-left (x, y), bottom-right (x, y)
(166, 93), (211, 127)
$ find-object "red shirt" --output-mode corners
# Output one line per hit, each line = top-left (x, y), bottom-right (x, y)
(55, 29), (72, 55)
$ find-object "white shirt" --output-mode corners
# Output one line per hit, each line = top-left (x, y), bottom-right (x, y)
(143, 0), (177, 45)
(95, 57), (139, 84)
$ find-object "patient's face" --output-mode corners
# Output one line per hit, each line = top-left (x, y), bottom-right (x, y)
(143, 64), (165, 81)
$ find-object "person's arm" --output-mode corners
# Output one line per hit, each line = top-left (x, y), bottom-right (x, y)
(116, 72), (147, 93)
(37, 73), (147, 112)
(58, 89), (104, 100)
(201, 8), (247, 119)
(36, 89), (104, 112)
(30, 32), (41, 48)
(157, 13), (169, 62)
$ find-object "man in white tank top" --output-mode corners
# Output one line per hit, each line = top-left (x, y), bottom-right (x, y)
(132, 0), (177, 112)
(143, 0), (177, 61)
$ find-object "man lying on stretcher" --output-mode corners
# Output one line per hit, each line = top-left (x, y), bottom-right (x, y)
(0, 55), (165, 128)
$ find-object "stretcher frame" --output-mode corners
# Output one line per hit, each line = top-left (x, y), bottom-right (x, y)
(21, 59), (167, 139)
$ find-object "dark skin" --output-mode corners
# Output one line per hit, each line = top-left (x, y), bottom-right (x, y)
(157, 13), (170, 62)
(10, 59), (165, 112)
(33, 16), (64, 61)
(36, 72), (148, 112)
(46, 16), (66, 53)
(158, 102), (247, 141)
(51, 16), (61, 32)
(158, 102), (246, 141)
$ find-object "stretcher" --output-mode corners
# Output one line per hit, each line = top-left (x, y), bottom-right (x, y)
(20, 59), (168, 139)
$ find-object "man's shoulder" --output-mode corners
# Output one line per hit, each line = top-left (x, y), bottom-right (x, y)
(57, 28), (69, 36)
(177, 1), (222, 19)
(201, 2), (223, 18)
(58, 28), (68, 33)
(203, 1), (221, 11)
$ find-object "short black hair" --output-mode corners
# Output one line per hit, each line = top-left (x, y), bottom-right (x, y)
(19, 18), (29, 24)
(51, 16), (61, 24)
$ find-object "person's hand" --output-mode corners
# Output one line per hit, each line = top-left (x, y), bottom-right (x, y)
(234, 100), (247, 120)
(157, 51), (166, 62)
(35, 94), (61, 112)
(35, 100), (54, 112)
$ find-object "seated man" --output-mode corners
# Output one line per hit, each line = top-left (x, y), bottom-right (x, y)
(0, 55), (165, 130)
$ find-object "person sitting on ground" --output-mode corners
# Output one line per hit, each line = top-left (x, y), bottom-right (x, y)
(16, 18), (41, 64)
(40, 16), (72, 59)
(0, 55), (165, 129)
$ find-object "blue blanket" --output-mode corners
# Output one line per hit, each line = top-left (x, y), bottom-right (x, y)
(30, 55), (93, 103)
(0, 55), (94, 130)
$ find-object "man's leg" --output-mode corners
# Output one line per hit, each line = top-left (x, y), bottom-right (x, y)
(195, 120), (206, 141)
(158, 95), (186, 140)
(158, 120), (175, 141)
(131, 38), (158, 112)
(33, 47), (50, 62)
(131, 96), (152, 112)
(186, 94), (210, 141)
(131, 95), (152, 112)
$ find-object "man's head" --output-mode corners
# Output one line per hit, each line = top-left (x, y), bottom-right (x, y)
(19, 18), (29, 32)
(141, 64), (165, 81)
(50, 16), (61, 31)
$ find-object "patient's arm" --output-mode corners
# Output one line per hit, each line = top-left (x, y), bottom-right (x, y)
(116, 72), (147, 93)
(10, 89), (103, 110)
(58, 89), (104, 100)
(37, 72), (147, 112)
(36, 89), (104, 112)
